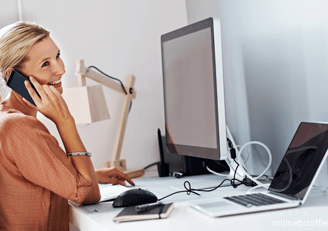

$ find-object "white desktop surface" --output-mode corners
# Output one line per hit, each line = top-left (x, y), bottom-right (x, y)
(69, 174), (328, 231)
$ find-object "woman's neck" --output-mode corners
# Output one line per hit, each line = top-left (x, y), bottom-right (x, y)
(2, 92), (37, 117)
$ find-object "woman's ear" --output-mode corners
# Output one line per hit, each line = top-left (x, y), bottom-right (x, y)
(6, 67), (14, 78)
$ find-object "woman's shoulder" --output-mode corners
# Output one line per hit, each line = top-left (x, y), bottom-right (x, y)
(0, 105), (46, 133)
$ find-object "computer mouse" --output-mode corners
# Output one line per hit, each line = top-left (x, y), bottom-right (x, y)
(112, 188), (158, 208)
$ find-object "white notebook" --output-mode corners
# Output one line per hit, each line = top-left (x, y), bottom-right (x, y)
(99, 185), (130, 202)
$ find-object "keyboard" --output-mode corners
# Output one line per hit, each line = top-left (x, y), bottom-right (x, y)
(224, 193), (286, 207)
(80, 203), (114, 213)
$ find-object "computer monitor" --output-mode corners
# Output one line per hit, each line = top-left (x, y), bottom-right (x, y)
(161, 17), (228, 161)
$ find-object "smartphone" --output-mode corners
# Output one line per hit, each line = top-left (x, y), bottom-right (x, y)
(7, 69), (40, 106)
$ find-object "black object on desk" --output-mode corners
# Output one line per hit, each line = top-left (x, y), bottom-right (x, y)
(157, 129), (228, 177)
(136, 201), (163, 212)
(113, 203), (174, 223)
(112, 188), (158, 208)
(157, 128), (170, 177)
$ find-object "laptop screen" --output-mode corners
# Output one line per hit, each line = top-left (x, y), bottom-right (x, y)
(269, 122), (328, 199)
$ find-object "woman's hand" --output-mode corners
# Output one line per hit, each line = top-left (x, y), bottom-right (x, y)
(24, 77), (72, 125)
(95, 168), (135, 186)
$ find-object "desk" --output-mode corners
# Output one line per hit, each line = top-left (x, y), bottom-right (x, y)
(69, 174), (328, 231)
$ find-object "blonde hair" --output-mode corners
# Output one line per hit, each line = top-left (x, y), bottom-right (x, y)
(0, 22), (50, 81)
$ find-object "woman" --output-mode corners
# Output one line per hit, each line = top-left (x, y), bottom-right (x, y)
(0, 22), (135, 230)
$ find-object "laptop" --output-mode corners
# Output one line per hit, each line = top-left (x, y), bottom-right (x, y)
(190, 122), (328, 217)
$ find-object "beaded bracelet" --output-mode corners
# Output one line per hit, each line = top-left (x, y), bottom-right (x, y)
(67, 152), (92, 157)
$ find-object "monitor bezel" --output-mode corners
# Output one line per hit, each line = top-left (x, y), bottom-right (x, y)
(161, 17), (227, 161)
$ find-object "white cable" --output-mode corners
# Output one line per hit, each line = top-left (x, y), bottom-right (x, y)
(225, 126), (272, 186)
(238, 141), (272, 180)
(206, 166), (228, 177)
(235, 144), (250, 163)
(247, 183), (270, 194)
(312, 186), (328, 194)
(235, 153), (264, 186)
(236, 144), (250, 164)
(236, 159), (263, 186)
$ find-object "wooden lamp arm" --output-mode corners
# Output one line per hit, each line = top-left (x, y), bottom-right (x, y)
(74, 60), (144, 179)
(75, 60), (136, 98)
(111, 74), (135, 162)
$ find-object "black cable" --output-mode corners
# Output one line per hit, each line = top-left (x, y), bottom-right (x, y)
(87, 65), (133, 113)
(157, 170), (255, 201)
(87, 66), (128, 95)
(143, 161), (161, 170)
(227, 142), (256, 187)
(158, 179), (230, 201)
(227, 138), (236, 159)
(156, 138), (257, 201)
(157, 176), (248, 201)
(230, 159), (244, 188)
(227, 138), (241, 188)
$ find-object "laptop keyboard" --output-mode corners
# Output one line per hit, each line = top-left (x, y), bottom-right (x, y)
(224, 193), (286, 208)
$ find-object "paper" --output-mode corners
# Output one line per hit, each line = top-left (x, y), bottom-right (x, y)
(99, 184), (130, 202)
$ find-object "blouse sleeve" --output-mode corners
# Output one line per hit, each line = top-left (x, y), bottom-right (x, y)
(2, 113), (97, 205)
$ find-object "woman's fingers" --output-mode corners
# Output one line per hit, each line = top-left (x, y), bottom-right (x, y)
(113, 169), (135, 186)
(24, 80), (42, 105)
(95, 168), (135, 186)
(26, 78), (62, 106)
(49, 85), (61, 95)
(23, 77), (72, 125)
(111, 177), (126, 186)
(28, 77), (48, 100)
(42, 84), (56, 100)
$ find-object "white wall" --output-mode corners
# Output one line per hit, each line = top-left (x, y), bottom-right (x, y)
(186, 0), (328, 185)
(0, 0), (188, 170)
(4, 0), (328, 187)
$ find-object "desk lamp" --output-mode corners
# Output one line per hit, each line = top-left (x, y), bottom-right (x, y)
(62, 59), (144, 179)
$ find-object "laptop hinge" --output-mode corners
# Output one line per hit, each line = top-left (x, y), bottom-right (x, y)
(268, 191), (299, 201)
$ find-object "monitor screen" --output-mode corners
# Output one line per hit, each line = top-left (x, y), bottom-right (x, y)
(161, 17), (227, 161)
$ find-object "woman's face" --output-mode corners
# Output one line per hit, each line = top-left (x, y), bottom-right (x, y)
(18, 36), (65, 94)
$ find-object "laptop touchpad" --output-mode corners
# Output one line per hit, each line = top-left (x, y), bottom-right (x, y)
(197, 201), (231, 209)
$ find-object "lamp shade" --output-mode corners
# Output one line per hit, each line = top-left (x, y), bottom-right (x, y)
(62, 85), (110, 124)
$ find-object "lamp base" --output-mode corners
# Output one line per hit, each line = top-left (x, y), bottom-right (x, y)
(124, 169), (145, 179)
(103, 159), (127, 172)
(103, 160), (145, 179)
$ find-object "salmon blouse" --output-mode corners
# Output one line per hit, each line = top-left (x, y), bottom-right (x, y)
(0, 105), (94, 230)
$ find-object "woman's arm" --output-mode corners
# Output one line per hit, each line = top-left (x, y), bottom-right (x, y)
(25, 77), (101, 204)
(56, 117), (101, 203)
